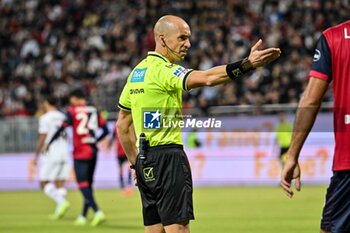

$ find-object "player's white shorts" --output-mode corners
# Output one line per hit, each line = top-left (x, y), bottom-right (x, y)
(39, 157), (70, 181)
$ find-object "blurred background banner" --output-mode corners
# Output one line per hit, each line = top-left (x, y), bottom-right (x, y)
(0, 141), (333, 190)
(0, 113), (333, 190)
(186, 144), (332, 186)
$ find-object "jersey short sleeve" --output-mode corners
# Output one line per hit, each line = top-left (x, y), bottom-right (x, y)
(118, 81), (132, 111)
(62, 109), (73, 128)
(38, 116), (49, 134)
(160, 64), (193, 91)
(309, 34), (332, 83)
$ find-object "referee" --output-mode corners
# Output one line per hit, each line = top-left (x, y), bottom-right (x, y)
(117, 15), (281, 233)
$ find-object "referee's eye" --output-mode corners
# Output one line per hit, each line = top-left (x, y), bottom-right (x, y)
(179, 35), (189, 41)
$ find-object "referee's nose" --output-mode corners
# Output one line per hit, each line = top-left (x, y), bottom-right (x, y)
(185, 38), (191, 49)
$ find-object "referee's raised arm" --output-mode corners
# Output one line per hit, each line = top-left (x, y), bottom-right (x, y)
(153, 15), (281, 90)
(186, 39), (281, 89)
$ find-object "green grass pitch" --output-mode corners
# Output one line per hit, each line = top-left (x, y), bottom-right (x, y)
(0, 186), (326, 233)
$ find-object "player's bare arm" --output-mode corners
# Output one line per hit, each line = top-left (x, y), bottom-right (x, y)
(33, 133), (47, 166)
(281, 77), (329, 198)
(116, 110), (138, 165)
(186, 39), (281, 89)
(34, 133), (46, 165)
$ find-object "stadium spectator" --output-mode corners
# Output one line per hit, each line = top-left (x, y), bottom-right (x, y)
(281, 20), (350, 233)
(33, 96), (70, 220)
(116, 15), (280, 233)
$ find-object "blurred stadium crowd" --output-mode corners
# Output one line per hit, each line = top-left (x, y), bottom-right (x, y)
(0, 0), (348, 117)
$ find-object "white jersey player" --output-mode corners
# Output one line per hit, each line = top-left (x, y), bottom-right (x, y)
(33, 97), (70, 220)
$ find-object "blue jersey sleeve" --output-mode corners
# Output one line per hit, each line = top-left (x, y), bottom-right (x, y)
(309, 34), (332, 83)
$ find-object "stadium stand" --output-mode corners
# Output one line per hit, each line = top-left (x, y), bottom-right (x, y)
(0, 0), (348, 117)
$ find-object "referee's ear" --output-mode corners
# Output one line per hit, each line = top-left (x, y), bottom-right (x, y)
(160, 37), (166, 47)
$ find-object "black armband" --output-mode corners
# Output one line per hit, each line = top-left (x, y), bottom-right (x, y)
(226, 57), (255, 80)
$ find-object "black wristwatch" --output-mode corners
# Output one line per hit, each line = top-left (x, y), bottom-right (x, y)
(130, 164), (136, 170)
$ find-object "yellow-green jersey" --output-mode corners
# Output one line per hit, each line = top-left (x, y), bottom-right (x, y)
(118, 52), (193, 146)
(275, 122), (292, 148)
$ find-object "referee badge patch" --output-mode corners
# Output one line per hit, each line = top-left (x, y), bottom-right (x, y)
(131, 68), (147, 82)
(173, 67), (190, 79)
(143, 167), (155, 182)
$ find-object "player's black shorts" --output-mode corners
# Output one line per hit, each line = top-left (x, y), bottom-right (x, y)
(135, 144), (194, 226)
(280, 147), (289, 158)
(117, 155), (128, 166)
(74, 153), (97, 186)
(321, 170), (350, 233)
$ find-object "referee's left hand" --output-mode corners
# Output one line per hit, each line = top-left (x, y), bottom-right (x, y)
(248, 39), (281, 68)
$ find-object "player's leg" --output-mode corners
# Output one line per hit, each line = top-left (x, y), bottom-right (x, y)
(118, 156), (125, 189)
(40, 159), (67, 216)
(127, 166), (132, 186)
(320, 171), (350, 233)
(120, 156), (133, 195)
(88, 154), (106, 226)
(54, 160), (70, 198)
(40, 181), (49, 189)
(73, 159), (90, 225)
(75, 159), (97, 215)
(43, 182), (64, 205)
(164, 221), (190, 233)
(40, 157), (58, 202)
(51, 160), (71, 219)
(123, 161), (133, 195)
(123, 155), (132, 187)
(55, 180), (67, 198)
(55, 180), (65, 188)
(145, 223), (165, 233)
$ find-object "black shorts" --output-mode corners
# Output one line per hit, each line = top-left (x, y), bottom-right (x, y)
(117, 155), (128, 166)
(135, 144), (194, 226)
(74, 155), (97, 186)
(321, 171), (350, 233)
(280, 147), (289, 158)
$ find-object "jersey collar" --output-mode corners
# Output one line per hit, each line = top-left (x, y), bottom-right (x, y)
(147, 51), (170, 63)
